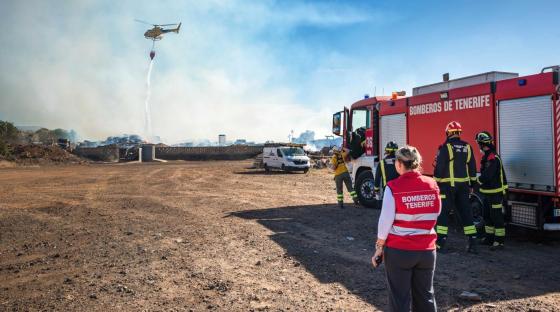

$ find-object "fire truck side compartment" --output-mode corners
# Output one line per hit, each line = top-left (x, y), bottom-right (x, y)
(380, 113), (406, 157)
(498, 95), (554, 192)
(379, 98), (408, 157)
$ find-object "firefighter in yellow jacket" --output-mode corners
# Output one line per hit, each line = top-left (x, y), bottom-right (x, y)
(331, 146), (359, 208)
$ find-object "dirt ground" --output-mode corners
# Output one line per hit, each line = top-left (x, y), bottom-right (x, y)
(1, 161), (559, 311)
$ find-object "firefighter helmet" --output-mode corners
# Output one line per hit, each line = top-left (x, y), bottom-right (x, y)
(356, 127), (366, 138)
(445, 121), (463, 135)
(475, 131), (493, 145)
(385, 141), (398, 153)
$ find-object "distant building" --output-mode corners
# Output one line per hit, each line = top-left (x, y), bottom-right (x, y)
(234, 139), (247, 145)
(218, 134), (226, 146)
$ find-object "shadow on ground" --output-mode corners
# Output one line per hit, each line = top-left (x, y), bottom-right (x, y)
(232, 204), (560, 310)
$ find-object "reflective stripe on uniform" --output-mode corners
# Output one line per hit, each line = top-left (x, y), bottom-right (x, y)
(446, 144), (455, 187)
(466, 145), (472, 183)
(497, 155), (507, 195)
(495, 228), (506, 237)
(395, 213), (440, 222)
(434, 177), (471, 183)
(491, 203), (503, 209)
(436, 225), (448, 235)
(380, 159), (387, 187)
(485, 226), (495, 234)
(464, 225), (477, 235)
(349, 191), (357, 198)
(439, 194), (446, 199)
(480, 186), (507, 194)
(390, 225), (436, 236)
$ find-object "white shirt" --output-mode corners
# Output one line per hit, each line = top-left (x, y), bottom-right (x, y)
(377, 187), (396, 240)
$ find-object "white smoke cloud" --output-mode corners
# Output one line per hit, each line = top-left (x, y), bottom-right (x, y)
(0, 0), (388, 143)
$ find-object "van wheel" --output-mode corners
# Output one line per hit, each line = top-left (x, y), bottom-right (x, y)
(355, 170), (377, 208)
(264, 163), (270, 172)
(303, 168), (309, 174)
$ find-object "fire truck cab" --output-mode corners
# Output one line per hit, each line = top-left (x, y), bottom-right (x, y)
(333, 66), (560, 231)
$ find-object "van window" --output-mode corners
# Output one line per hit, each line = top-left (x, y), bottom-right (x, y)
(277, 149), (283, 157)
(281, 147), (305, 156)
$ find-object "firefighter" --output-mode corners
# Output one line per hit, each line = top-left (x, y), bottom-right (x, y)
(475, 131), (508, 250)
(374, 141), (400, 200)
(434, 121), (478, 253)
(349, 127), (367, 159)
(331, 146), (359, 208)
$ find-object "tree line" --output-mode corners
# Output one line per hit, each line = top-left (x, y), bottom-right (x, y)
(0, 120), (78, 157)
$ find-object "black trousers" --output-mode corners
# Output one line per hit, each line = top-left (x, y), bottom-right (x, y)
(384, 247), (437, 312)
(483, 193), (506, 243)
(436, 183), (477, 237)
(334, 172), (356, 203)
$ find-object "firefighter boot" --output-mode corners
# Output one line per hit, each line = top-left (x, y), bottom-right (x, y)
(338, 201), (344, 209)
(467, 236), (479, 254)
(481, 226), (495, 246)
(480, 235), (494, 246)
(490, 241), (504, 251)
(350, 191), (359, 205)
(436, 236), (447, 253)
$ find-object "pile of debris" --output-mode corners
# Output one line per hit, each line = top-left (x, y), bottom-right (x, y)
(310, 157), (330, 169)
(2, 144), (87, 165)
(252, 153), (264, 169)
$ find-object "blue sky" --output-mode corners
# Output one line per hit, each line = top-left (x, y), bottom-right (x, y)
(1, 0), (559, 143)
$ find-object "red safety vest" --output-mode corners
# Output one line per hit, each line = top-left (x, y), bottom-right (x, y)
(386, 171), (441, 251)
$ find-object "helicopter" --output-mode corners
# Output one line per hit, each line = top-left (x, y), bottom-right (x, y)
(135, 20), (181, 59)
(135, 20), (181, 41)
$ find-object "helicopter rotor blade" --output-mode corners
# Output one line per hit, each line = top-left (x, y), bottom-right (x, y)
(134, 19), (155, 25)
(155, 23), (179, 27)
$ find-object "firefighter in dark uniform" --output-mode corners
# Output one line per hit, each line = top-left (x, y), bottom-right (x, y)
(349, 127), (367, 159)
(374, 141), (400, 200)
(434, 121), (478, 253)
(475, 131), (508, 250)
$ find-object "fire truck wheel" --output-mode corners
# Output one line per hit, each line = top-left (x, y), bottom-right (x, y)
(470, 192), (485, 234)
(355, 170), (377, 208)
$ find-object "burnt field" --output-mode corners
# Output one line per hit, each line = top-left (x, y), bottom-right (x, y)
(1, 161), (559, 311)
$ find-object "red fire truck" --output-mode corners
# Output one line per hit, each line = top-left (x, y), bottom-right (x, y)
(332, 66), (560, 231)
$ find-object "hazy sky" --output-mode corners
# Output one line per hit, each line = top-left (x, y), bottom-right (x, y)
(1, 0), (559, 143)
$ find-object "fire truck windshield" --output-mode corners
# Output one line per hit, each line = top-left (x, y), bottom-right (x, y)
(352, 109), (370, 131)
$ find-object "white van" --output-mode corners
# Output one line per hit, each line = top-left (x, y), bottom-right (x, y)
(262, 146), (310, 173)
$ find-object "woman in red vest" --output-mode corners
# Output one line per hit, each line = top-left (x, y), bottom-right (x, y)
(372, 146), (441, 312)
